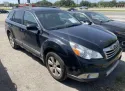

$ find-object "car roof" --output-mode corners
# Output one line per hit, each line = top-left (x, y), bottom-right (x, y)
(13, 7), (60, 12)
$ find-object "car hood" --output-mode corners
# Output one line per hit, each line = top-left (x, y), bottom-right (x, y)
(51, 24), (117, 49)
(102, 20), (125, 31)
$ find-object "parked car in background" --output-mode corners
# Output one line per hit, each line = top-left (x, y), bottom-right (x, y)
(5, 7), (122, 82)
(0, 9), (9, 13)
(79, 6), (88, 10)
(68, 8), (77, 11)
(70, 11), (125, 48)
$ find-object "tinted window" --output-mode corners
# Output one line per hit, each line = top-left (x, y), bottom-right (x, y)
(13, 10), (24, 24)
(23, 11), (37, 26)
(7, 11), (14, 20)
(85, 12), (111, 22)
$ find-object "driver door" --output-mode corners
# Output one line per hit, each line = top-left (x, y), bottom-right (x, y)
(22, 11), (41, 55)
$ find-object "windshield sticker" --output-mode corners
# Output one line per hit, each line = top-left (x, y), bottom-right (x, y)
(69, 18), (77, 23)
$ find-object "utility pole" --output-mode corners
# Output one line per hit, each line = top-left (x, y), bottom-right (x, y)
(18, 0), (20, 4)
(77, 0), (78, 6)
(27, 0), (30, 3)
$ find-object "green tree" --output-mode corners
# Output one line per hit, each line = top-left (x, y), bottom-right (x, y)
(91, 3), (97, 7)
(36, 0), (52, 6)
(98, 0), (117, 7)
(80, 1), (91, 7)
(111, 0), (117, 7)
(60, 0), (76, 7)
(54, 1), (61, 6)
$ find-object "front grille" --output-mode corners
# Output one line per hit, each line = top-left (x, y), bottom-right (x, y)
(103, 41), (120, 59)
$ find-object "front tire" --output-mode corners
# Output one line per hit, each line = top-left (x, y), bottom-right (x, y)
(8, 32), (20, 49)
(46, 52), (67, 81)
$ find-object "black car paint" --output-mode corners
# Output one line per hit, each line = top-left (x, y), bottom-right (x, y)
(70, 11), (125, 47)
(5, 8), (122, 81)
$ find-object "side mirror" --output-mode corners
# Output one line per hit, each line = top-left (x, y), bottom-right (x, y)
(26, 24), (38, 30)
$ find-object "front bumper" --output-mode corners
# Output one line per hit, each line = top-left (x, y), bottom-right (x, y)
(117, 35), (125, 48)
(67, 49), (122, 82)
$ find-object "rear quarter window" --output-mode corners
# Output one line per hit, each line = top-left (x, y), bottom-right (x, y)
(7, 11), (14, 20)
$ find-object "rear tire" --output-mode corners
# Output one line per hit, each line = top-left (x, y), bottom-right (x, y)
(8, 32), (20, 49)
(46, 52), (67, 81)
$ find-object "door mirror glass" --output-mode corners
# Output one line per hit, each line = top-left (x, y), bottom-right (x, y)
(26, 24), (38, 30)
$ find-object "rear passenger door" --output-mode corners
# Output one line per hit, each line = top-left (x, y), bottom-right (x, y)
(11, 10), (25, 45)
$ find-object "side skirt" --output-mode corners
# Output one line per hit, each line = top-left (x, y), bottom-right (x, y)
(15, 39), (44, 63)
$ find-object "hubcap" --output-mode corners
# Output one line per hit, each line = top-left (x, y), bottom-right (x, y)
(9, 34), (14, 47)
(48, 56), (62, 77)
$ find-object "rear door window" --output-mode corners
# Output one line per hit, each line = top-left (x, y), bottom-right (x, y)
(13, 10), (24, 24)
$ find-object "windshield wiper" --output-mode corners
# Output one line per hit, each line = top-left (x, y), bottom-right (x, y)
(49, 23), (81, 30)
(49, 27), (64, 30)
(65, 23), (81, 28)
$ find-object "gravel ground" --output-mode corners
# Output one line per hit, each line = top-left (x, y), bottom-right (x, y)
(0, 14), (125, 91)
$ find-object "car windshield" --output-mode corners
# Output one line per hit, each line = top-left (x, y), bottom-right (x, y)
(85, 12), (112, 23)
(36, 10), (81, 30)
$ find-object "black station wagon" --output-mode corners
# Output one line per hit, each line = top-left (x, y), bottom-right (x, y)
(5, 7), (122, 82)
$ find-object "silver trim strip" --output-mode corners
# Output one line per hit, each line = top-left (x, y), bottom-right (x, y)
(106, 60), (119, 76)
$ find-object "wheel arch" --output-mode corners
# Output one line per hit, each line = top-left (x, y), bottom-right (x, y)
(6, 29), (15, 39)
(41, 39), (68, 64)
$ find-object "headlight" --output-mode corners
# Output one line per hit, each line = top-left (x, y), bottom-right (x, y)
(70, 42), (103, 59)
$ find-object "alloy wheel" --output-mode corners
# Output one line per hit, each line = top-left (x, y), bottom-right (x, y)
(48, 56), (62, 77)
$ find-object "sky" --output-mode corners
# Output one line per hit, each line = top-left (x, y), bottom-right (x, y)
(0, 0), (124, 4)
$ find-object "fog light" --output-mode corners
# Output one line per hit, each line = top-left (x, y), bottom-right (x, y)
(78, 73), (99, 79)
(88, 73), (99, 79)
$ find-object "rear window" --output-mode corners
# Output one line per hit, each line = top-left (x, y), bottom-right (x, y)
(13, 10), (24, 24)
(7, 11), (14, 20)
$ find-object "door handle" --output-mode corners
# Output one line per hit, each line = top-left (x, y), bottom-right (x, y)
(20, 29), (25, 32)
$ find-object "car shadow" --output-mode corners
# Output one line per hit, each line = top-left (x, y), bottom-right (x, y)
(17, 48), (45, 66)
(17, 48), (125, 91)
(0, 60), (17, 91)
(122, 49), (125, 52)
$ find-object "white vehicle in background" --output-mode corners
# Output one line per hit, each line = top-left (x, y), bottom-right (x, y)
(80, 6), (88, 10)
